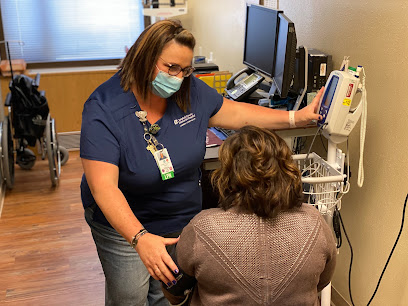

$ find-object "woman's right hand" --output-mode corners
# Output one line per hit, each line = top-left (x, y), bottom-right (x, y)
(135, 233), (180, 286)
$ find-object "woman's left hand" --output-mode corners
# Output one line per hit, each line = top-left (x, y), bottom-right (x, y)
(135, 233), (180, 285)
(294, 87), (324, 127)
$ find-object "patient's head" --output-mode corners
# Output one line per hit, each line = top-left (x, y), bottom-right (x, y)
(211, 125), (303, 218)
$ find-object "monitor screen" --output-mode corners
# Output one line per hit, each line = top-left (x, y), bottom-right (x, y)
(323, 75), (339, 106)
(270, 13), (297, 99)
(243, 5), (279, 77)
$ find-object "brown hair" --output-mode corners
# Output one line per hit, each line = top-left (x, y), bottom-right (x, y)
(211, 126), (303, 218)
(119, 19), (195, 112)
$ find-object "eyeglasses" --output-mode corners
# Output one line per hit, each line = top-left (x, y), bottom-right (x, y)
(160, 58), (195, 77)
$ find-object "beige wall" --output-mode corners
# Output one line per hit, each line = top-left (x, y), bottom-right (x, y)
(181, 1), (408, 305)
(178, 0), (249, 73)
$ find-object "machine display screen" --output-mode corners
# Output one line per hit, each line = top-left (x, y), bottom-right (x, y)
(243, 74), (258, 86)
(323, 75), (339, 106)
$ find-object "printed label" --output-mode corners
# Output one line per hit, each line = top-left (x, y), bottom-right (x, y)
(154, 148), (175, 181)
(343, 98), (351, 106)
(320, 63), (327, 76)
(161, 171), (175, 180)
(173, 113), (196, 127)
(346, 83), (354, 97)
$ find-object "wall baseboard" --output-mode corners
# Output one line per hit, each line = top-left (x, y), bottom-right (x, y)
(332, 286), (351, 306)
(58, 131), (80, 151)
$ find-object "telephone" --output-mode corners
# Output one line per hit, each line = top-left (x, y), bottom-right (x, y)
(318, 68), (363, 144)
(225, 67), (265, 101)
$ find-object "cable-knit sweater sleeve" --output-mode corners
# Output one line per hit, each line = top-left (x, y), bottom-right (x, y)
(161, 220), (198, 305)
(317, 216), (337, 291)
(176, 220), (197, 276)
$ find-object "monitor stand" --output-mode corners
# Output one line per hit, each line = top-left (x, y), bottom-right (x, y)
(292, 92), (304, 111)
(268, 81), (278, 99)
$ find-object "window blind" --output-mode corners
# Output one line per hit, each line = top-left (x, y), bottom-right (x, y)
(1, 0), (143, 64)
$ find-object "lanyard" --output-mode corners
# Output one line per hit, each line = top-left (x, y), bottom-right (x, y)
(135, 110), (163, 154)
(135, 110), (175, 180)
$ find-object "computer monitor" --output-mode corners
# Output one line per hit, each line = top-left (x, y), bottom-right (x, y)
(269, 13), (297, 99)
(243, 5), (279, 77)
(243, 5), (297, 99)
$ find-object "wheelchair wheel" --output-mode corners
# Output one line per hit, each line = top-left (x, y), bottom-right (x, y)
(45, 114), (60, 187)
(59, 145), (69, 166)
(16, 148), (36, 170)
(1, 116), (15, 189)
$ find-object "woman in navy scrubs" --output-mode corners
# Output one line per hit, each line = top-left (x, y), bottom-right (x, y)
(80, 19), (323, 305)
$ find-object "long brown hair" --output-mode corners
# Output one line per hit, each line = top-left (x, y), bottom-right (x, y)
(211, 126), (303, 218)
(119, 19), (195, 112)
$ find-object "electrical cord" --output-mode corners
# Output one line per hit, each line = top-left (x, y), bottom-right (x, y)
(338, 209), (355, 306)
(299, 137), (307, 153)
(319, 133), (327, 152)
(339, 140), (351, 197)
(366, 193), (407, 305)
(333, 208), (342, 248)
(338, 193), (408, 306)
(305, 123), (327, 160)
(293, 136), (307, 155)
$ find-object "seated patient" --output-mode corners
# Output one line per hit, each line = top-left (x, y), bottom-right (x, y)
(162, 125), (337, 306)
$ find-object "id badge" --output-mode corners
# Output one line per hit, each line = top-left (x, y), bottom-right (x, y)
(154, 148), (175, 180)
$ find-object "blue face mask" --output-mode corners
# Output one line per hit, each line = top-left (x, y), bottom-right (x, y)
(151, 67), (184, 98)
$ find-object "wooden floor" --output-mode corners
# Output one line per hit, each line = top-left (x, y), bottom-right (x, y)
(0, 150), (105, 305)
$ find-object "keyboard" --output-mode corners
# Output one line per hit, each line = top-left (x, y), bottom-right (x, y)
(213, 127), (236, 138)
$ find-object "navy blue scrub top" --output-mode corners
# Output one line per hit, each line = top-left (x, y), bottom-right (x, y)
(80, 72), (223, 235)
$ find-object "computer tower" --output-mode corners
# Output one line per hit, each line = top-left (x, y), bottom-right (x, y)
(292, 46), (306, 95)
(307, 49), (332, 92)
(192, 63), (219, 75)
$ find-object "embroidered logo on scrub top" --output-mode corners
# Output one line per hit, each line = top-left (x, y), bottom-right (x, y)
(173, 113), (196, 127)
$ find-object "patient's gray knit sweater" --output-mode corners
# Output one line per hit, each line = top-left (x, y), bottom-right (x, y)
(173, 204), (336, 306)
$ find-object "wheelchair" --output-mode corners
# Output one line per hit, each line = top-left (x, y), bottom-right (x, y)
(0, 73), (69, 188)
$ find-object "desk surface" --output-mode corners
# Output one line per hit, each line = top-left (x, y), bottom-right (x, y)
(203, 125), (319, 170)
(204, 145), (219, 160)
(275, 125), (319, 138)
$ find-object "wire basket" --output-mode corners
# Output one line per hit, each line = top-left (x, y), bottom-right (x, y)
(293, 152), (346, 216)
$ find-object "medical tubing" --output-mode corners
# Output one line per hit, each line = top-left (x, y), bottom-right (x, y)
(357, 69), (367, 187)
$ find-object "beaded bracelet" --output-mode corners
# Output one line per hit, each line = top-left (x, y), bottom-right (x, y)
(130, 228), (148, 248)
